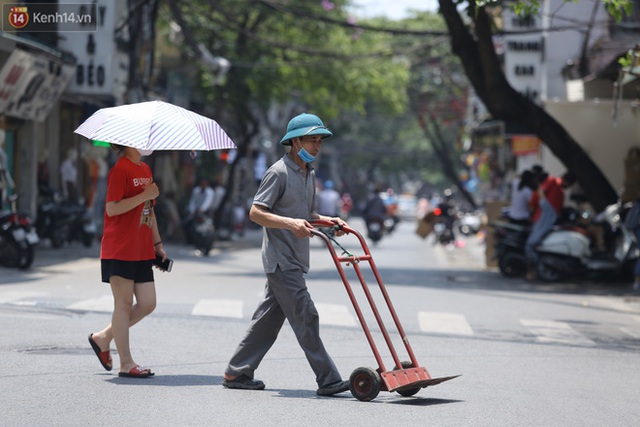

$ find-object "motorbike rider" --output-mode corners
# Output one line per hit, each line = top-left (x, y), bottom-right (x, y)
(187, 178), (215, 216)
(317, 180), (342, 217)
(507, 170), (537, 226)
(383, 188), (400, 233)
(525, 166), (565, 280)
(183, 178), (215, 245)
(436, 188), (457, 242)
(361, 183), (387, 239)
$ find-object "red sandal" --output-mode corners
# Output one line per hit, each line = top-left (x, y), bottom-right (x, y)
(88, 334), (112, 371)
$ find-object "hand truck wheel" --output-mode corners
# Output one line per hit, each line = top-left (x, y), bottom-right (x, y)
(393, 361), (421, 397)
(349, 367), (382, 402)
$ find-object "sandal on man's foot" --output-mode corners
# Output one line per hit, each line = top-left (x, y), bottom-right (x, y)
(222, 374), (265, 390)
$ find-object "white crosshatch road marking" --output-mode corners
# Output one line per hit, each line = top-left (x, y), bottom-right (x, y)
(316, 303), (357, 327)
(521, 319), (596, 346)
(418, 311), (474, 336)
(67, 295), (113, 312)
(620, 315), (640, 338)
(0, 291), (48, 304)
(191, 299), (244, 318)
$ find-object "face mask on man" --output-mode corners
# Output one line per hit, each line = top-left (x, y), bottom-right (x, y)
(295, 140), (316, 163)
(137, 148), (154, 156)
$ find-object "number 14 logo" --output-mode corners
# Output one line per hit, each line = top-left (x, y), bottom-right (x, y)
(8, 6), (29, 29)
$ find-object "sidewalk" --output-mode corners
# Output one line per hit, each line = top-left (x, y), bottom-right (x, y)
(0, 227), (264, 282)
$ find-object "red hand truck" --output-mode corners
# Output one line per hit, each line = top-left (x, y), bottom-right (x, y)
(311, 220), (459, 401)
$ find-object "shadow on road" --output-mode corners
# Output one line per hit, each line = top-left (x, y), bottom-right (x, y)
(106, 374), (219, 387)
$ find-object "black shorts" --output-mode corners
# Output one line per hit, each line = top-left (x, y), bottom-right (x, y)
(101, 259), (154, 284)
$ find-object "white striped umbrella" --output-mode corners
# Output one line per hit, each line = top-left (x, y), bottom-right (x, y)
(74, 100), (236, 151)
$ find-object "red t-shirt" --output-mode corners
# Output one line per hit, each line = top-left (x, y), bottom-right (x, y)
(100, 157), (155, 261)
(530, 176), (564, 222)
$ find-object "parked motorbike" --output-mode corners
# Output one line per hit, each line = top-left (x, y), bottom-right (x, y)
(184, 211), (215, 256)
(0, 194), (39, 269)
(488, 220), (530, 278)
(491, 202), (638, 282)
(457, 210), (483, 236)
(534, 202), (638, 282)
(36, 190), (96, 248)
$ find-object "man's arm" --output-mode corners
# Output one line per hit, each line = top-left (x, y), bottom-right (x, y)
(249, 204), (314, 238)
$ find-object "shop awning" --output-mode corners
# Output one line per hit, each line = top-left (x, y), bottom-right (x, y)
(0, 33), (75, 122)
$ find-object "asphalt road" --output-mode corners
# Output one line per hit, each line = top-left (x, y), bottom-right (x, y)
(1, 218), (639, 427)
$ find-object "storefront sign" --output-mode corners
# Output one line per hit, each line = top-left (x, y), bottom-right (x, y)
(0, 49), (74, 122)
(511, 135), (541, 156)
(57, 0), (127, 97)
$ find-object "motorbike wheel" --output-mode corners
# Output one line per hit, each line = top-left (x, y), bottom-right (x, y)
(498, 251), (527, 278)
(0, 238), (23, 268)
(18, 245), (35, 269)
(438, 230), (454, 246)
(367, 221), (383, 243)
(197, 243), (212, 256)
(536, 255), (564, 282)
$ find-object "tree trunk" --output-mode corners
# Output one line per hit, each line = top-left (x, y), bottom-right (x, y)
(437, 0), (618, 211)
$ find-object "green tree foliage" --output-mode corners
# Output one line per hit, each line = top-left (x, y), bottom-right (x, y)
(163, 0), (408, 126)
(158, 0), (466, 200)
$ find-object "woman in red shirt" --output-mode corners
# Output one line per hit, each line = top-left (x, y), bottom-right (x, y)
(88, 145), (167, 378)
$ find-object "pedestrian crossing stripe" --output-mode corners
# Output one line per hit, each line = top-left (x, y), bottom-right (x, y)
(620, 315), (640, 339)
(0, 291), (48, 304)
(316, 303), (357, 327)
(418, 311), (474, 336)
(620, 326), (640, 339)
(1, 292), (634, 346)
(192, 299), (243, 318)
(67, 295), (112, 312)
(589, 296), (638, 313)
(521, 319), (596, 346)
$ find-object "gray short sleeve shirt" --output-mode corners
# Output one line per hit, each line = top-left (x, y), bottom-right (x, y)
(253, 155), (316, 273)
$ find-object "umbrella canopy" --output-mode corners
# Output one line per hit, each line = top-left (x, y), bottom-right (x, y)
(74, 100), (236, 151)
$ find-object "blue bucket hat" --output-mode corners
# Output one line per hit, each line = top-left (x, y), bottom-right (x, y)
(280, 113), (332, 144)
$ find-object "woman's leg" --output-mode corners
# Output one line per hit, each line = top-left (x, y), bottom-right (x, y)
(91, 280), (156, 370)
(109, 275), (137, 372)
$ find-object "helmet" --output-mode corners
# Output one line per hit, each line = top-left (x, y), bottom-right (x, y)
(280, 113), (332, 145)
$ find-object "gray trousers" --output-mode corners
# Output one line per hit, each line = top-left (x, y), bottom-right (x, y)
(225, 267), (342, 388)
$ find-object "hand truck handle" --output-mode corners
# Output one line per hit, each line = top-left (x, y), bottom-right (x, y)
(309, 219), (356, 235)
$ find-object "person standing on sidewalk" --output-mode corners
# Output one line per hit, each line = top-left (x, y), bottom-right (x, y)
(223, 113), (351, 396)
(88, 145), (168, 378)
